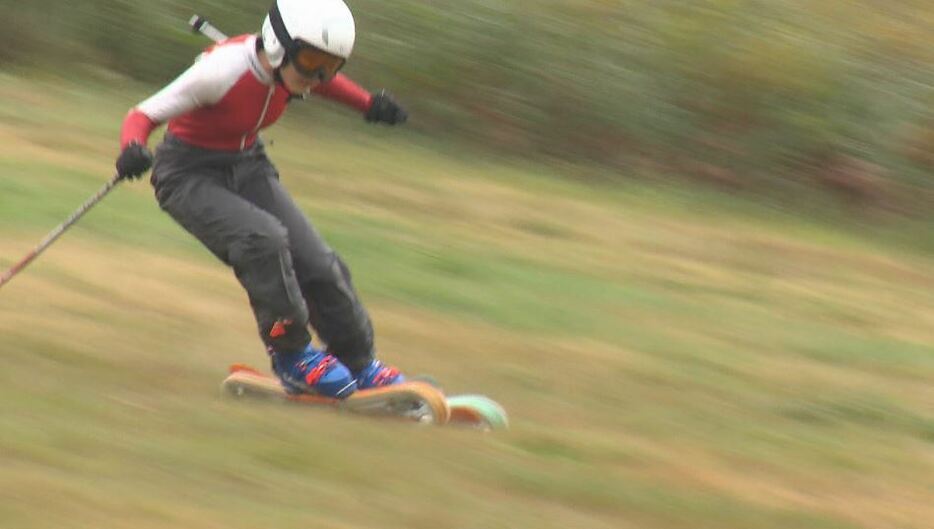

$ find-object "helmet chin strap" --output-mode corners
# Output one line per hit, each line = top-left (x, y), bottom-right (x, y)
(258, 38), (308, 99)
(273, 66), (288, 90)
(266, 3), (312, 99)
(274, 66), (312, 100)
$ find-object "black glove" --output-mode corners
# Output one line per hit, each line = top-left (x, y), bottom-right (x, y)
(365, 90), (408, 125)
(116, 142), (153, 180)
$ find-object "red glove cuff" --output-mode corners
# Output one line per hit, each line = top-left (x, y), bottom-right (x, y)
(120, 109), (158, 149)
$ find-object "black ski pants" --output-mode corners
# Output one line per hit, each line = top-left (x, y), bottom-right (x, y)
(150, 134), (374, 371)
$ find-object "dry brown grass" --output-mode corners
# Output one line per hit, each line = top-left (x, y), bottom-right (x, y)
(1, 75), (933, 529)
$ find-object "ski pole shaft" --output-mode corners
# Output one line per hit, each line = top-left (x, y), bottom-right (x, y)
(0, 174), (122, 290)
(189, 15), (228, 43)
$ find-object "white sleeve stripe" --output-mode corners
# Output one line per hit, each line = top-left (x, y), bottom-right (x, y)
(136, 40), (254, 123)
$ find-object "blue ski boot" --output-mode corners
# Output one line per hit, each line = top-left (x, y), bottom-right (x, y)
(354, 359), (406, 390)
(270, 344), (357, 399)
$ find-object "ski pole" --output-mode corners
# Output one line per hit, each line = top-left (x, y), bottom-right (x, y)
(189, 14), (228, 43)
(0, 174), (122, 290)
(2, 14), (223, 291)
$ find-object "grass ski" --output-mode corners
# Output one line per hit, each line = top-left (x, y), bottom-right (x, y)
(411, 375), (509, 431)
(447, 394), (509, 431)
(223, 364), (451, 425)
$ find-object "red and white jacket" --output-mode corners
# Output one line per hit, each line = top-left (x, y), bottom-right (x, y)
(120, 35), (373, 152)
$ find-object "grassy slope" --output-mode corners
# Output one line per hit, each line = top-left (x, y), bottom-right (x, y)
(0, 74), (932, 529)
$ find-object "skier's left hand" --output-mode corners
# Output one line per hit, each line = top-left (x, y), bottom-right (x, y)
(366, 90), (408, 125)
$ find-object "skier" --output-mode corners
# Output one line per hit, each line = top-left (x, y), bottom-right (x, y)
(115, 0), (408, 399)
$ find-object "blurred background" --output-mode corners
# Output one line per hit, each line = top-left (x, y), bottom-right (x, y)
(0, 1), (932, 529)
(2, 0), (933, 209)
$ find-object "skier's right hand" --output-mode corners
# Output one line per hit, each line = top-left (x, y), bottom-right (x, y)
(116, 142), (153, 180)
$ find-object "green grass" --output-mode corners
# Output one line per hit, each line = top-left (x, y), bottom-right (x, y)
(0, 75), (932, 529)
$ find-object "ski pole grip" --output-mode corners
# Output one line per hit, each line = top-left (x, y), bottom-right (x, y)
(189, 15), (206, 32)
(188, 14), (228, 43)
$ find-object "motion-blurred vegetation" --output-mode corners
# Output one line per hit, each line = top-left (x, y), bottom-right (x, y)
(1, 0), (932, 209)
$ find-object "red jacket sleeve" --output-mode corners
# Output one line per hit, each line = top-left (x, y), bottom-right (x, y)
(313, 74), (373, 113)
(120, 109), (159, 149)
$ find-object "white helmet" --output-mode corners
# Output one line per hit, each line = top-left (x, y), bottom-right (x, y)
(261, 0), (356, 68)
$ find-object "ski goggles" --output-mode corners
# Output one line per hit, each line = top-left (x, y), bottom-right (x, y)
(291, 44), (346, 81)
